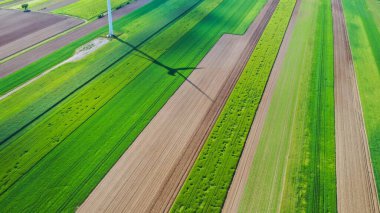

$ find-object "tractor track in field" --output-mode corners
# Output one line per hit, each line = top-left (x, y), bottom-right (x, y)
(222, 0), (300, 211)
(77, 0), (279, 211)
(0, 0), (150, 77)
(332, 0), (380, 211)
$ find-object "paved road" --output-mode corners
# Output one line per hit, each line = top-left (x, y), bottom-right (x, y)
(0, 0), (150, 77)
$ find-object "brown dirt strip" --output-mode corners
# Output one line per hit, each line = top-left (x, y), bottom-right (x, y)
(0, 11), (83, 60)
(0, 9), (68, 45)
(0, 0), (150, 77)
(332, 0), (380, 212)
(77, 0), (279, 212)
(222, 0), (300, 211)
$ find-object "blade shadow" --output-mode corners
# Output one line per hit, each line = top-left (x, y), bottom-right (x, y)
(114, 36), (214, 102)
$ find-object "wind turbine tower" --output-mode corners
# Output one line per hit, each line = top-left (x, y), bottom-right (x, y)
(107, 0), (114, 37)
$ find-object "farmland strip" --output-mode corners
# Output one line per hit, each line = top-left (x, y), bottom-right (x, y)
(0, 0), (211, 196)
(236, 0), (337, 210)
(342, 0), (380, 199)
(0, 0), (150, 78)
(171, 0), (296, 211)
(0, 17), (83, 60)
(332, 0), (380, 211)
(0, 0), (267, 211)
(222, 0), (300, 211)
(78, 0), (278, 212)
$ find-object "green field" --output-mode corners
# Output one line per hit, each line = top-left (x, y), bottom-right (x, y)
(238, 0), (336, 211)
(53, 0), (132, 19)
(1, 0), (379, 210)
(0, 0), (200, 145)
(171, 0), (296, 211)
(0, 0), (270, 211)
(343, 0), (380, 197)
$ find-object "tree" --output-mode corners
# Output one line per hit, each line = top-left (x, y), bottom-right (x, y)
(21, 4), (28, 12)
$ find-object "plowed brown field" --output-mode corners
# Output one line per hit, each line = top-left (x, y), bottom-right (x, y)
(332, 0), (380, 211)
(0, 9), (82, 61)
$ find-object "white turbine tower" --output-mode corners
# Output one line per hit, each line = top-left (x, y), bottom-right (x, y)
(107, 0), (114, 37)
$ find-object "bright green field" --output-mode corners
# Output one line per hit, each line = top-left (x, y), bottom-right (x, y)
(53, 0), (132, 19)
(171, 0), (296, 211)
(0, 0), (200, 146)
(0, 0), (269, 211)
(342, 0), (380, 197)
(238, 0), (336, 211)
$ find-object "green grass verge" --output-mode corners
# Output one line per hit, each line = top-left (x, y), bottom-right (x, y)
(170, 0), (296, 211)
(0, 0), (268, 211)
(239, 0), (336, 211)
(53, 0), (132, 20)
(343, 0), (380, 198)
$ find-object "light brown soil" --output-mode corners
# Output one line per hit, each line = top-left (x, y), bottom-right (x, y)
(77, 0), (279, 212)
(222, 0), (301, 211)
(0, 0), (150, 77)
(332, 0), (380, 212)
(0, 9), (83, 61)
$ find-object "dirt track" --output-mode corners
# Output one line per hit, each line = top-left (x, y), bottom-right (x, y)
(77, 0), (279, 212)
(222, 0), (300, 211)
(0, 0), (150, 77)
(332, 0), (380, 211)
(0, 9), (83, 61)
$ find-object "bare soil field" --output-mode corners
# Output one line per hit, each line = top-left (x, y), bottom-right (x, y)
(332, 0), (380, 211)
(0, 0), (150, 77)
(77, 0), (279, 212)
(0, 9), (83, 60)
(222, 0), (300, 211)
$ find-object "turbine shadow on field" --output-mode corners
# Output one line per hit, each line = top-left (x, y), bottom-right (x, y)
(114, 36), (214, 102)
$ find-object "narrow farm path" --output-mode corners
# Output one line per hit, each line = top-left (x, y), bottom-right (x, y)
(332, 0), (380, 211)
(222, 0), (300, 211)
(77, 0), (278, 212)
(0, 0), (150, 77)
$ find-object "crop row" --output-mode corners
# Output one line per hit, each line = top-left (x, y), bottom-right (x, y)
(171, 0), (297, 211)
(0, 0), (268, 211)
(238, 0), (336, 211)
